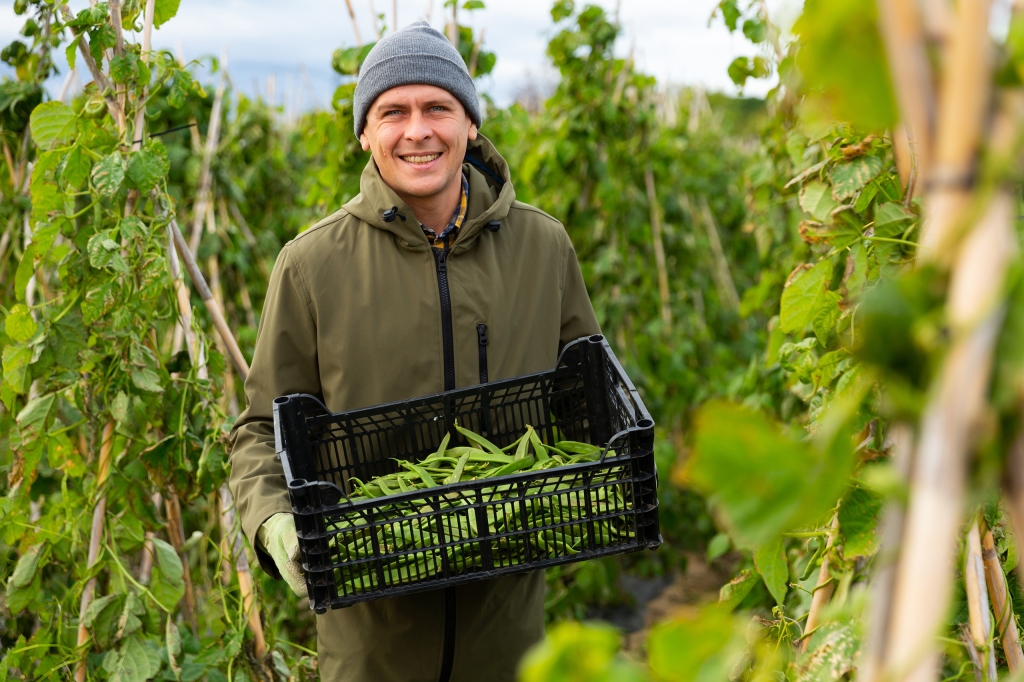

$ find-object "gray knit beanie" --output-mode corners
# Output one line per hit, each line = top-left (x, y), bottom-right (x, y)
(353, 20), (481, 137)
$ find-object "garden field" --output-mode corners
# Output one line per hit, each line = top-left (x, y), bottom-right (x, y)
(1, 1), (1022, 681)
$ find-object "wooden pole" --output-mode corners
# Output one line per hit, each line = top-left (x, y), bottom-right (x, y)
(164, 492), (199, 636)
(801, 515), (838, 651)
(966, 518), (997, 680)
(344, 0), (364, 46)
(980, 520), (1024, 672)
(643, 165), (672, 331)
(875, 0), (933, 197)
(168, 215), (250, 378)
(918, 0), (994, 260)
(74, 421), (116, 682)
(219, 484), (266, 657)
(188, 49), (227, 256)
(857, 424), (914, 682)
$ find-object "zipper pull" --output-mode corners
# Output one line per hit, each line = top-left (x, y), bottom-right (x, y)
(436, 249), (447, 274)
(477, 324), (488, 346)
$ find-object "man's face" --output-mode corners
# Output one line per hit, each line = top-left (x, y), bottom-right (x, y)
(360, 84), (478, 201)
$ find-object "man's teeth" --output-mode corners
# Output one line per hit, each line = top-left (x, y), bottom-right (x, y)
(403, 153), (440, 164)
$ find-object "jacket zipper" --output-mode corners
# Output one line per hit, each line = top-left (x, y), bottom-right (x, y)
(477, 324), (489, 384)
(432, 245), (457, 682)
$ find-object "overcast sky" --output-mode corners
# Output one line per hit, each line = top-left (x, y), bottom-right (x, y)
(0, 0), (802, 111)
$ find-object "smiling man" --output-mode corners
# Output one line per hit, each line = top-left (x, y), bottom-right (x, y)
(228, 20), (599, 682)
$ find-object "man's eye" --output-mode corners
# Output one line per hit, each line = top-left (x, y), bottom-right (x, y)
(384, 110), (402, 117)
(429, 105), (448, 112)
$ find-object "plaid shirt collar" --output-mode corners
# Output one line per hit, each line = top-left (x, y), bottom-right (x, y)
(422, 172), (469, 250)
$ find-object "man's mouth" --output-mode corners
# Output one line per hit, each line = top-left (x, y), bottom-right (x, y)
(400, 152), (442, 165)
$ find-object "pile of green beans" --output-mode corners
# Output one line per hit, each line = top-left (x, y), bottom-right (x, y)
(334, 424), (633, 592)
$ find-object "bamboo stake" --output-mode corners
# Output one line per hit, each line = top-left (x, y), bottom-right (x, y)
(882, 195), (1011, 682)
(369, 0), (380, 38)
(642, 165), (672, 331)
(919, 0), (994, 260)
(392, 0), (397, 32)
(857, 424), (915, 682)
(131, 0), (156, 153)
(168, 215), (250, 378)
(219, 484), (266, 657)
(468, 28), (485, 78)
(697, 196), (740, 313)
(74, 421), (116, 682)
(57, 5), (124, 134)
(980, 520), (1024, 672)
(188, 49), (227, 256)
(344, 0), (364, 46)
(875, 0), (933, 198)
(164, 492), (199, 636)
(966, 518), (998, 680)
(802, 515), (839, 651)
(425, 0), (433, 21)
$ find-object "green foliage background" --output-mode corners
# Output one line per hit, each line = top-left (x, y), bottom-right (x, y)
(5, 0), (1019, 680)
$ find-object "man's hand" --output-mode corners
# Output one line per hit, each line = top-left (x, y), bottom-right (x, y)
(258, 513), (307, 597)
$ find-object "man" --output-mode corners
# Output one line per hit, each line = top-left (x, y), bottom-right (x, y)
(229, 20), (600, 682)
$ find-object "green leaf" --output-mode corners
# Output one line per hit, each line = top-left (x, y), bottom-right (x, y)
(64, 34), (81, 71)
(794, 0), (897, 131)
(873, 201), (914, 238)
(647, 603), (745, 682)
(16, 393), (54, 440)
(518, 620), (647, 682)
(5, 572), (38, 613)
(718, 569), (757, 609)
(1, 343), (32, 396)
(754, 536), (788, 606)
(706, 533), (730, 561)
(91, 152), (126, 197)
(119, 216), (146, 240)
(799, 180), (839, 221)
(838, 485), (882, 558)
(131, 367), (164, 393)
(125, 145), (169, 192)
(780, 260), (832, 334)
(689, 401), (854, 548)
(717, 0), (741, 31)
(812, 291), (842, 346)
(5, 304), (37, 342)
(152, 538), (183, 587)
(792, 618), (861, 682)
(153, 0), (181, 27)
(742, 17), (767, 43)
(82, 593), (119, 628)
(8, 542), (44, 589)
(462, 0), (485, 8)
(50, 309), (88, 368)
(109, 53), (139, 84)
(116, 593), (145, 639)
(61, 145), (91, 189)
(87, 230), (121, 269)
(29, 101), (75, 148)
(82, 281), (118, 324)
(829, 155), (883, 201)
(103, 635), (162, 682)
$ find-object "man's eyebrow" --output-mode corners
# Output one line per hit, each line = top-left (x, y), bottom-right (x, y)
(373, 97), (458, 112)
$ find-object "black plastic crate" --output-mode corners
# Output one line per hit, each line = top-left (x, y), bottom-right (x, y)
(273, 335), (661, 613)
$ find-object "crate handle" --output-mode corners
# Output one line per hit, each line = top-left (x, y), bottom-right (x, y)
(597, 419), (654, 463)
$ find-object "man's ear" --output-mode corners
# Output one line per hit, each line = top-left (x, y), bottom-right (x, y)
(468, 123), (478, 141)
(359, 131), (371, 152)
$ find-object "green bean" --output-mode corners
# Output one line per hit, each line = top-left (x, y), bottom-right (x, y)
(446, 452), (471, 484)
(455, 422), (505, 456)
(514, 425), (534, 461)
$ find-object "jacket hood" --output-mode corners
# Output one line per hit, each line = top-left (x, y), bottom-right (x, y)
(343, 134), (516, 253)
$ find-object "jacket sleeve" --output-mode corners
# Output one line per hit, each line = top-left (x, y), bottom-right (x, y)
(559, 229), (601, 346)
(228, 244), (322, 576)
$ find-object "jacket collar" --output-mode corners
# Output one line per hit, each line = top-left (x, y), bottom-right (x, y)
(343, 134), (516, 251)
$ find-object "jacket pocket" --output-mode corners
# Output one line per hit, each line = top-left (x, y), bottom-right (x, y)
(477, 323), (489, 384)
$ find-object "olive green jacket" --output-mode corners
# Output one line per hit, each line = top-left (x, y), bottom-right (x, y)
(228, 135), (600, 682)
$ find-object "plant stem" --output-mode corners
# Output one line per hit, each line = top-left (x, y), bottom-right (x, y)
(965, 516), (997, 680)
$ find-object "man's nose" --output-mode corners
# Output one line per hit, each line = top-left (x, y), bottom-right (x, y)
(403, 111), (432, 140)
